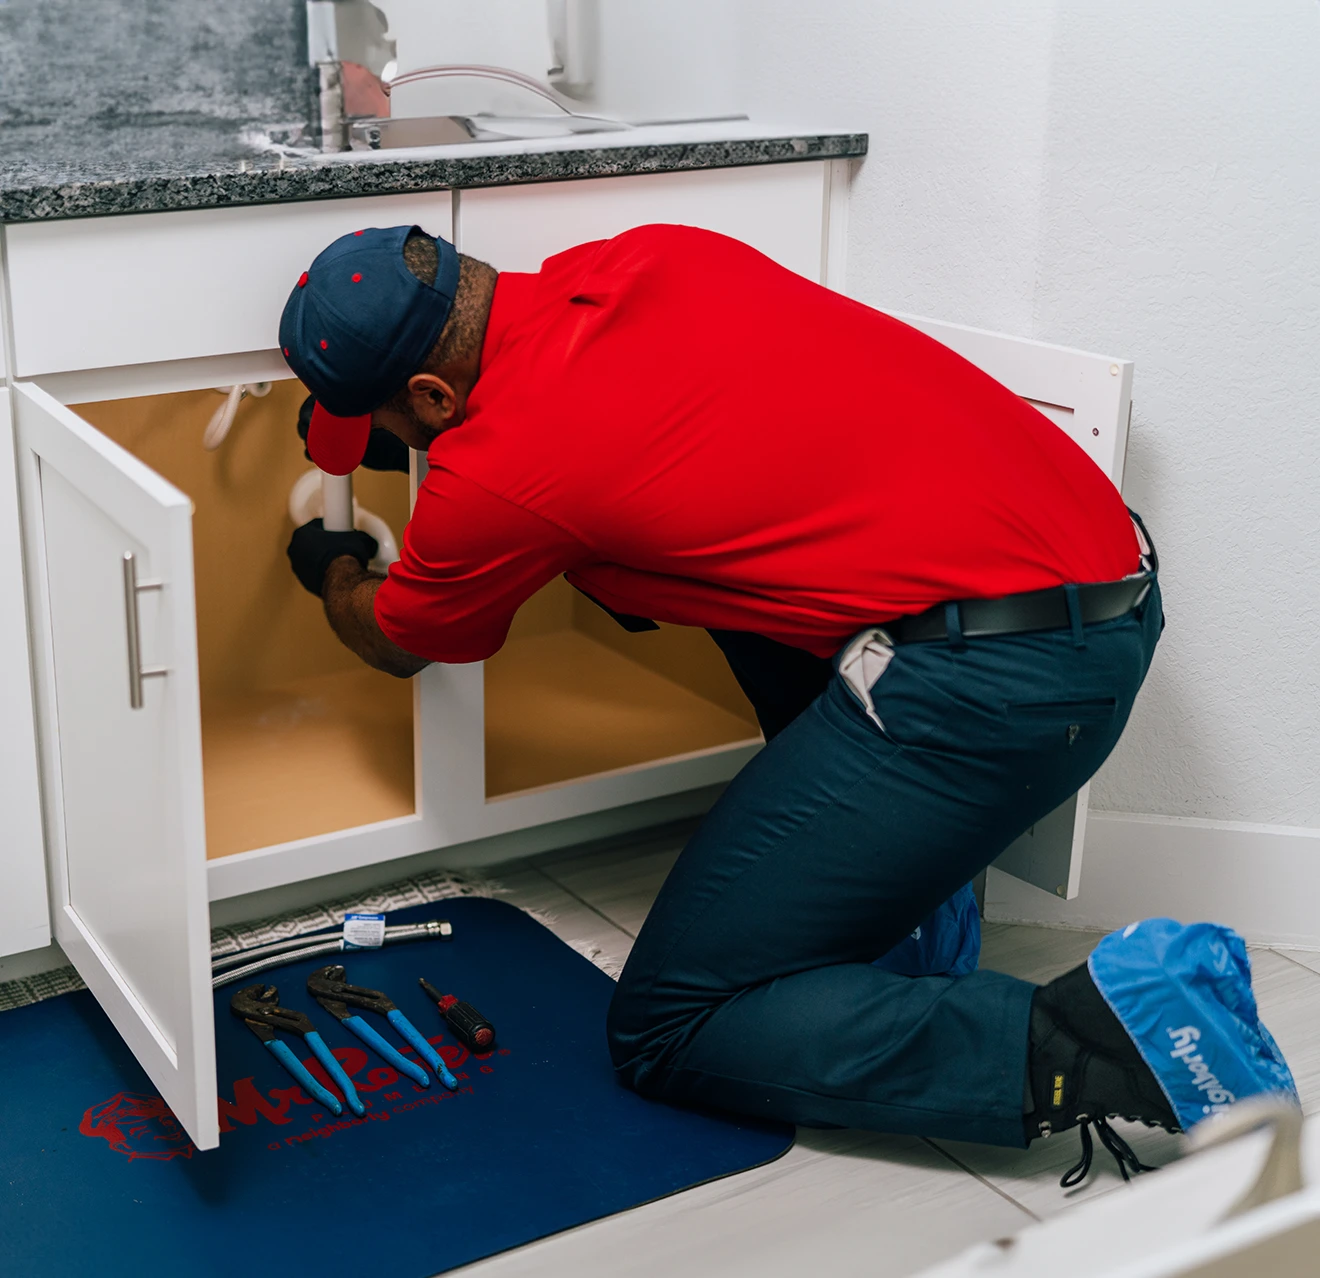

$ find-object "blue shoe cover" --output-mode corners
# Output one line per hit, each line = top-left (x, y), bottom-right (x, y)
(1088, 917), (1298, 1130)
(873, 881), (981, 978)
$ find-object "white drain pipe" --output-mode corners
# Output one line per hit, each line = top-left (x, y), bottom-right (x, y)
(321, 471), (356, 532)
(289, 468), (399, 573)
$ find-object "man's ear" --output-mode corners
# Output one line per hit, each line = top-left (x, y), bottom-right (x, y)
(406, 372), (459, 427)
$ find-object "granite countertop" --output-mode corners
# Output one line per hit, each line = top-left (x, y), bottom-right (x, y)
(0, 0), (866, 224)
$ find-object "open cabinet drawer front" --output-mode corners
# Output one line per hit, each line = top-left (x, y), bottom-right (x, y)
(13, 382), (219, 1150)
(5, 192), (454, 378)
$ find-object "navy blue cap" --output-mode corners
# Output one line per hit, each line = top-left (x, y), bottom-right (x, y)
(279, 225), (460, 468)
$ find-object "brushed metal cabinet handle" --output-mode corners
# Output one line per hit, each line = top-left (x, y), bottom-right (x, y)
(122, 552), (168, 709)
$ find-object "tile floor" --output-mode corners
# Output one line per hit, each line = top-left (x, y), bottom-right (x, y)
(460, 826), (1320, 1278)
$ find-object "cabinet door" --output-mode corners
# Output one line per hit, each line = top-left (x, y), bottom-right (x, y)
(892, 313), (1134, 900)
(13, 382), (217, 1149)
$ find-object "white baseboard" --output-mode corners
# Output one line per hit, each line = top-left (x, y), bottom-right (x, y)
(986, 811), (1320, 950)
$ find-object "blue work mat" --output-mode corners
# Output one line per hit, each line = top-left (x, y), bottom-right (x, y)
(1, 897), (792, 1276)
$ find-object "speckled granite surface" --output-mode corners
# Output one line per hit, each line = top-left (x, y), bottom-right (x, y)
(0, 0), (314, 217)
(0, 0), (866, 223)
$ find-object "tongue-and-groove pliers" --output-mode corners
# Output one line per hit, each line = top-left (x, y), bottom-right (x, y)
(307, 965), (459, 1090)
(230, 983), (367, 1117)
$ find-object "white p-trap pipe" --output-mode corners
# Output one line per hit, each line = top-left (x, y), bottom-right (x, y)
(321, 471), (355, 532)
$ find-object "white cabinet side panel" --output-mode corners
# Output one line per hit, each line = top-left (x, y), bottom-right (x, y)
(7, 193), (454, 377)
(0, 388), (49, 957)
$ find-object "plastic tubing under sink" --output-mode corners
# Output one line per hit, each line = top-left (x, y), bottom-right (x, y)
(289, 468), (399, 573)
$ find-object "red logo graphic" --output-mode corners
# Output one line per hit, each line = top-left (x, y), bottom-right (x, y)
(79, 1091), (196, 1162)
(80, 1033), (500, 1159)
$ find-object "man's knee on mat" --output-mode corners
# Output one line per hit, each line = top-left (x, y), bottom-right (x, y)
(604, 976), (705, 1096)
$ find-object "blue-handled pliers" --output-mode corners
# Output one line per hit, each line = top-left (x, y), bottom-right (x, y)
(307, 965), (459, 1091)
(230, 983), (366, 1117)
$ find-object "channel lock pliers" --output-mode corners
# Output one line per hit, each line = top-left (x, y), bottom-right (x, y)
(230, 983), (366, 1117)
(308, 965), (459, 1091)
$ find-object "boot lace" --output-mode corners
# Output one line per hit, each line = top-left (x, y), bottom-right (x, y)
(1060, 1115), (1160, 1188)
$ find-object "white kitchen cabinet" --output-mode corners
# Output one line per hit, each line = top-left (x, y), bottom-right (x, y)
(0, 165), (821, 1148)
(0, 387), (50, 959)
(2, 158), (1134, 1148)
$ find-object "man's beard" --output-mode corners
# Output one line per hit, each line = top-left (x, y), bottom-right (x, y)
(401, 400), (444, 446)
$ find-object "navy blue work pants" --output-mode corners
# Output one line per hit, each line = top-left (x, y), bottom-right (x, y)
(607, 582), (1163, 1147)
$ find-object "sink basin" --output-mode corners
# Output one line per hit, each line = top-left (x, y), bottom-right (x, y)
(348, 113), (631, 151)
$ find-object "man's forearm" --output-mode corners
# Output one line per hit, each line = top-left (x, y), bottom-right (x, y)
(322, 556), (429, 678)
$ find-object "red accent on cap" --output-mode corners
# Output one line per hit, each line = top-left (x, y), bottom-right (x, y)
(320, 339), (328, 349)
(282, 347), (289, 357)
(354, 230), (364, 236)
(297, 272), (309, 287)
(352, 273), (362, 283)
(306, 402), (372, 476)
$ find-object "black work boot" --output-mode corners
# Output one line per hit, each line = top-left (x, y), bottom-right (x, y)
(1025, 961), (1180, 1185)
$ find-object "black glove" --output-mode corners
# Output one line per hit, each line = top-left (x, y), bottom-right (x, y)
(287, 518), (379, 597)
(297, 393), (411, 473)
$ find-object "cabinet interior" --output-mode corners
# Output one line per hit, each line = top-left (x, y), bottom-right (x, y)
(72, 382), (761, 845)
(486, 580), (761, 797)
(73, 382), (415, 859)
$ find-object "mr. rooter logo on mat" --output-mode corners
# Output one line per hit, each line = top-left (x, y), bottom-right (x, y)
(79, 1034), (507, 1160)
(79, 1092), (196, 1162)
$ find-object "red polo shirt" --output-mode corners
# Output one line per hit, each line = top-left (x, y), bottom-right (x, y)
(374, 224), (1139, 663)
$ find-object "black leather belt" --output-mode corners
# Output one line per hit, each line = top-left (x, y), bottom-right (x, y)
(887, 574), (1154, 644)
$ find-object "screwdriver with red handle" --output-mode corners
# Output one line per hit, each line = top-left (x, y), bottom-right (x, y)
(419, 977), (497, 1051)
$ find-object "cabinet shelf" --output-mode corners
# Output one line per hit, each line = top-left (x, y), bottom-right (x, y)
(200, 666), (414, 859)
(485, 628), (760, 798)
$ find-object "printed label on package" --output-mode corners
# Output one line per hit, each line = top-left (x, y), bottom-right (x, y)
(342, 913), (387, 950)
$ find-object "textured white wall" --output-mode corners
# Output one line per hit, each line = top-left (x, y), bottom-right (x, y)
(735, 1), (1056, 334)
(1029, 3), (1320, 824)
(733, 1), (1320, 826)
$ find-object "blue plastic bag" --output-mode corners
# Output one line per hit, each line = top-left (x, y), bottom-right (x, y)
(873, 881), (981, 978)
(1089, 917), (1298, 1130)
